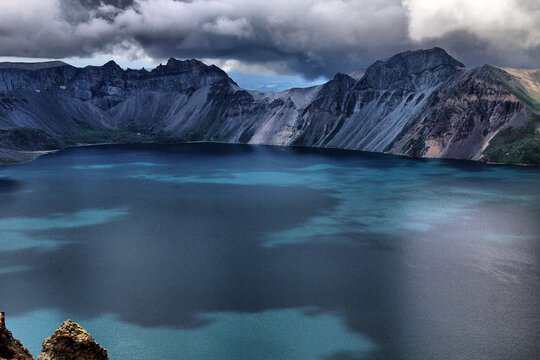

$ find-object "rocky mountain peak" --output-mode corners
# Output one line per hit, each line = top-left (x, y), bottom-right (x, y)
(0, 47), (537, 165)
(153, 57), (208, 74)
(386, 47), (464, 69)
(358, 47), (465, 91)
(36, 320), (108, 360)
(332, 72), (355, 83)
(102, 60), (122, 72)
(148, 58), (235, 89)
(323, 72), (357, 92)
(471, 64), (509, 82)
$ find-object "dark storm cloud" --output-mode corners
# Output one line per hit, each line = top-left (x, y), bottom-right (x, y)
(416, 29), (540, 69)
(118, 0), (411, 78)
(0, 0), (538, 78)
(59, 0), (135, 24)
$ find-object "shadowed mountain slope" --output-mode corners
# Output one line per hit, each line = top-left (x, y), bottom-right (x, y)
(0, 48), (538, 164)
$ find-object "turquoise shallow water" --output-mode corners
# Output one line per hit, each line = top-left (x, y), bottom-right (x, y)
(0, 143), (539, 359)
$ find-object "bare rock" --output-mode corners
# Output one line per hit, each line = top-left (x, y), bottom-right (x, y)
(36, 320), (108, 360)
(0, 312), (34, 360)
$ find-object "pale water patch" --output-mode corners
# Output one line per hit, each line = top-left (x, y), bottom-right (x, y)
(8, 309), (375, 360)
(0, 232), (63, 251)
(132, 171), (329, 187)
(72, 162), (165, 170)
(447, 186), (540, 203)
(478, 232), (536, 244)
(0, 265), (32, 275)
(0, 208), (128, 251)
(295, 164), (353, 172)
(132, 163), (528, 247)
(451, 165), (540, 182)
(262, 166), (477, 246)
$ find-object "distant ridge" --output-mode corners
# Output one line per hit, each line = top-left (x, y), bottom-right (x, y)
(0, 60), (68, 70)
(0, 48), (538, 165)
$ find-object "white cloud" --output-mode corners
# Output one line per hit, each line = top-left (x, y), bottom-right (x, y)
(403, 0), (540, 67)
(202, 16), (253, 39)
(404, 0), (540, 46)
(202, 58), (291, 76)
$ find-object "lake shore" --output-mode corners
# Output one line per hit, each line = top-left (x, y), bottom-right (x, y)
(0, 148), (57, 165)
(1, 141), (538, 167)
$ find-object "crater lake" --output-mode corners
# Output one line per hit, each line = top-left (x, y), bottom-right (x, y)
(0, 143), (539, 360)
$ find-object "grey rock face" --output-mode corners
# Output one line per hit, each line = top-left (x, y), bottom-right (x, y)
(357, 47), (464, 91)
(36, 320), (108, 360)
(0, 314), (111, 360)
(0, 48), (538, 164)
(388, 65), (531, 160)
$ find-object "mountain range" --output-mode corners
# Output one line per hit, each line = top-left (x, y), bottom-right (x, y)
(0, 47), (538, 164)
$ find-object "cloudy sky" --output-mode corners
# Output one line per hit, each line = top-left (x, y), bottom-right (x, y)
(0, 0), (538, 90)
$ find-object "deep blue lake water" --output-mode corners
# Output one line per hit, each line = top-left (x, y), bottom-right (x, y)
(0, 143), (539, 360)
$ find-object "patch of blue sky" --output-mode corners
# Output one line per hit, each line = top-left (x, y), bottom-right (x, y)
(8, 308), (375, 360)
(227, 71), (327, 92)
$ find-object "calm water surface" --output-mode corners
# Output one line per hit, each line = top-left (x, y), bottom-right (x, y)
(0, 143), (539, 360)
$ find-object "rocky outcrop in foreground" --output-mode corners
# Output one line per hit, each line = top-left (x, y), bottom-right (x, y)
(0, 313), (108, 360)
(0, 312), (33, 360)
(37, 320), (108, 360)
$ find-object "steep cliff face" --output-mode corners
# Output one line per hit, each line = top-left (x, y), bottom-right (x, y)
(0, 312), (34, 360)
(387, 65), (535, 161)
(301, 47), (465, 152)
(0, 48), (538, 164)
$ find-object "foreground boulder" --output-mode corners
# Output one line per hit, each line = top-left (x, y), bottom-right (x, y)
(36, 320), (108, 360)
(0, 312), (34, 360)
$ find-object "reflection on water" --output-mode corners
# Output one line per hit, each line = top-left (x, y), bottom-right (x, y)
(0, 143), (538, 360)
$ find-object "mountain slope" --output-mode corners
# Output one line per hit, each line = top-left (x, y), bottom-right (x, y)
(0, 48), (538, 164)
(387, 65), (535, 160)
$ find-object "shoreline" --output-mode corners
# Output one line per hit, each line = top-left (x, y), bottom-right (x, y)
(0, 148), (58, 165)
(0, 141), (537, 167)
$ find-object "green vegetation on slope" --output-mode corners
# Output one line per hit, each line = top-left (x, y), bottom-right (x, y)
(496, 68), (540, 115)
(483, 114), (540, 164)
(62, 129), (155, 145)
(0, 128), (63, 151)
(61, 128), (192, 146)
(238, 127), (255, 143)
